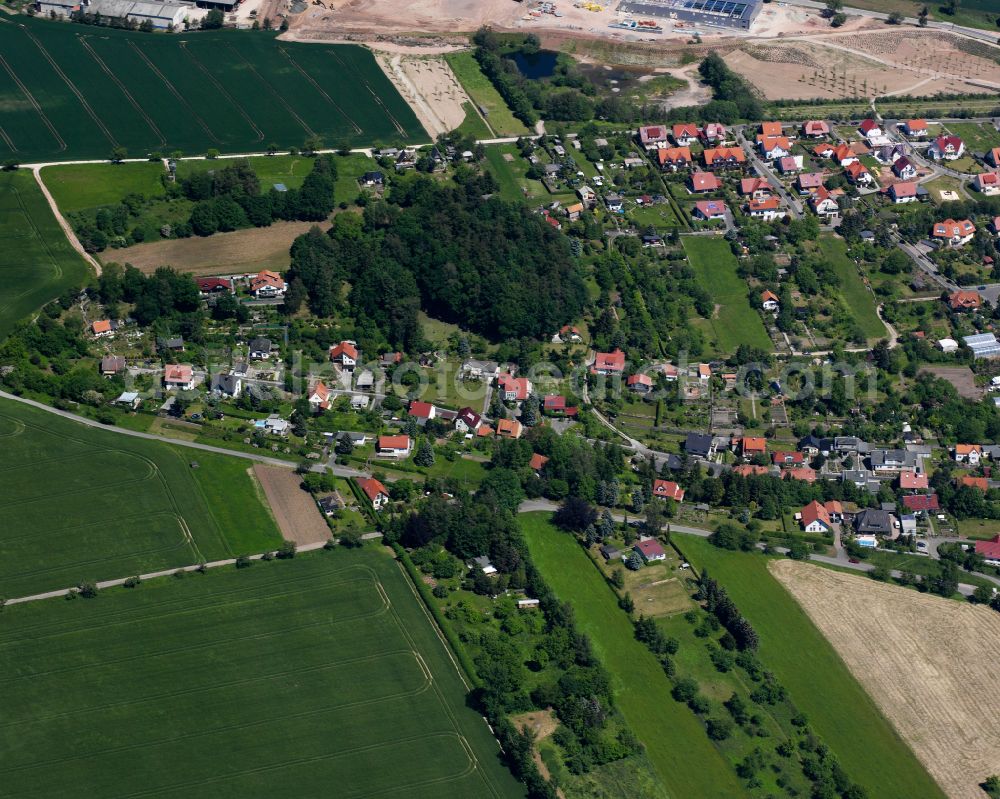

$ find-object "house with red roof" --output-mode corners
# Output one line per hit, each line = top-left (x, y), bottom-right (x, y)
(658, 146), (693, 171)
(892, 156), (918, 180)
(858, 118), (881, 137)
(800, 500), (832, 533)
(356, 477), (390, 510)
(830, 143), (858, 166)
(757, 136), (791, 160)
(802, 120), (830, 138)
(689, 171), (721, 193)
(702, 147), (746, 170)
(377, 434), (412, 458)
(739, 177), (772, 198)
(408, 400), (436, 422)
(761, 290), (779, 311)
(808, 186), (839, 216)
(949, 290), (981, 311)
(958, 475), (989, 492)
(976, 534), (1000, 565)
(308, 381), (331, 411)
(634, 538), (666, 562)
(249, 269), (286, 298)
(740, 436), (767, 457)
(746, 196), (783, 221)
(899, 469), (929, 490)
(497, 373), (532, 402)
(638, 125), (670, 149)
(772, 451), (804, 466)
(732, 464), (770, 476)
(759, 121), (783, 137)
(627, 373), (654, 393)
(496, 418), (523, 439)
(888, 182), (919, 204)
(330, 341), (359, 370)
(902, 493), (939, 513)
(974, 172), (1000, 196)
(164, 364), (195, 391)
(196, 276), (234, 294)
(543, 394), (567, 414)
(783, 467), (817, 483)
(593, 349), (626, 375)
(955, 444), (983, 465)
(91, 319), (114, 338)
(652, 479), (685, 502)
(929, 135), (964, 161)
(694, 200), (728, 221)
(845, 161), (873, 186)
(933, 219), (976, 248)
(672, 123), (700, 146)
(901, 119), (928, 138)
(529, 453), (550, 472)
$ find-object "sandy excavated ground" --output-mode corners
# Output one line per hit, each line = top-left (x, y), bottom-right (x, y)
(725, 29), (1000, 100)
(771, 559), (1000, 799)
(252, 465), (331, 545)
(375, 54), (470, 138)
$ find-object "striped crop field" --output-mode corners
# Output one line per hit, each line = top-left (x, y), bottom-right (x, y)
(0, 549), (526, 798)
(0, 15), (424, 163)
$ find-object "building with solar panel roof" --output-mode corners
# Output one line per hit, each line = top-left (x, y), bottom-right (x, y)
(618, 0), (761, 30)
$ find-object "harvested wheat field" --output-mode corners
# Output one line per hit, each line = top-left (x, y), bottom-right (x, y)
(109, 221), (320, 276)
(771, 559), (1000, 799)
(376, 54), (469, 138)
(252, 465), (330, 546)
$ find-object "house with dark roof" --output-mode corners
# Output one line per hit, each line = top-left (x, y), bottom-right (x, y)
(685, 432), (715, 459)
(853, 509), (893, 536)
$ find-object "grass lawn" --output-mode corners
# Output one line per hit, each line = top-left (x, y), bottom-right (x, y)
(178, 154), (315, 191)
(817, 235), (886, 342)
(521, 513), (748, 798)
(945, 122), (1000, 153)
(453, 101), (493, 140)
(924, 175), (966, 203)
(444, 51), (530, 137)
(41, 161), (166, 213)
(681, 236), (771, 356)
(0, 548), (525, 798)
(0, 399), (282, 598)
(954, 517), (1000, 539)
(675, 535), (946, 799)
(628, 203), (682, 230)
(0, 170), (93, 341)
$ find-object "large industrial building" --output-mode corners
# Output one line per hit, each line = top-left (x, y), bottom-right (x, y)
(36, 0), (192, 27)
(618, 0), (762, 30)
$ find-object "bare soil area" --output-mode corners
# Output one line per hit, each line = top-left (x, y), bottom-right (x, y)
(108, 221), (320, 276)
(252, 465), (330, 545)
(375, 53), (469, 138)
(771, 559), (1000, 799)
(726, 30), (1000, 101)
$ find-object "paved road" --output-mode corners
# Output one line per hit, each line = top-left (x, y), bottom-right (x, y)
(0, 390), (369, 479)
(735, 129), (804, 219)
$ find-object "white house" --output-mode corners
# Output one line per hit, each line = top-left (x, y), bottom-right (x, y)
(164, 364), (195, 392)
(954, 444), (982, 465)
(377, 434), (412, 458)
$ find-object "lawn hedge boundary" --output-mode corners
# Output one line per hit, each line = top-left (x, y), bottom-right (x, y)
(391, 542), (481, 688)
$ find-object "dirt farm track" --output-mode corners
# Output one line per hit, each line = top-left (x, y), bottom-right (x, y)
(771, 560), (1000, 799)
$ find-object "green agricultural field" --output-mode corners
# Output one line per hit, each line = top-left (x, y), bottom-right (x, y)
(945, 122), (1000, 153)
(817, 235), (887, 342)
(681, 236), (771, 355)
(0, 16), (422, 164)
(454, 101), (494, 140)
(676, 535), (946, 799)
(0, 548), (525, 798)
(0, 170), (92, 340)
(0, 399), (282, 598)
(41, 161), (166, 213)
(445, 51), (531, 137)
(521, 513), (747, 799)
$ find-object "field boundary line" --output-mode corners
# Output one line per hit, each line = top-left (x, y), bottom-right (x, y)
(127, 39), (219, 145)
(225, 43), (315, 138)
(21, 25), (118, 147)
(179, 42), (265, 143)
(77, 35), (166, 149)
(278, 46), (361, 134)
(0, 124), (16, 154)
(32, 167), (103, 277)
(0, 51), (66, 152)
